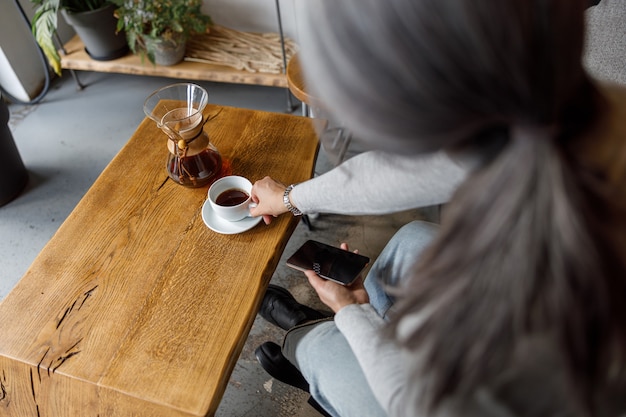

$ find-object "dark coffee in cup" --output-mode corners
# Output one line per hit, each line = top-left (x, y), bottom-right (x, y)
(208, 176), (254, 222)
(216, 188), (249, 207)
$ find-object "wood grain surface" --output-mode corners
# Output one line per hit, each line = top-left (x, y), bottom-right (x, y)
(60, 36), (288, 88)
(0, 105), (321, 416)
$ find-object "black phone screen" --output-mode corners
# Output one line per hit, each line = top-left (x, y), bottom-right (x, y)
(286, 240), (370, 285)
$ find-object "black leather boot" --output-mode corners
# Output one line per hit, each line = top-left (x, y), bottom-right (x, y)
(255, 341), (333, 417)
(259, 285), (329, 330)
(255, 341), (309, 391)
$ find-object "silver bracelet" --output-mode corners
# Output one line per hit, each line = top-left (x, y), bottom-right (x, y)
(283, 184), (303, 216)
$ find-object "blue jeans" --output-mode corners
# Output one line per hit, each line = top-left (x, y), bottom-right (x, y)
(282, 221), (439, 417)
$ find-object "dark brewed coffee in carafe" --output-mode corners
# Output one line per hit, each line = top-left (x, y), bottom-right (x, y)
(167, 148), (222, 186)
(144, 83), (223, 188)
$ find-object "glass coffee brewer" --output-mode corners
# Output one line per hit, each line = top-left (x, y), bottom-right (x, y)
(144, 83), (222, 187)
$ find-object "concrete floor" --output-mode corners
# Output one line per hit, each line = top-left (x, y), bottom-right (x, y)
(2, 70), (432, 416)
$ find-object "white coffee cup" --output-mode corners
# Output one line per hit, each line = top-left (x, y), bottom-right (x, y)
(208, 176), (257, 222)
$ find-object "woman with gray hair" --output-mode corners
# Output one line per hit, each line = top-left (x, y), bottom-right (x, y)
(250, 0), (626, 415)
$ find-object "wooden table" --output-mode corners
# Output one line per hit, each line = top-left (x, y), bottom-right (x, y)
(0, 105), (321, 416)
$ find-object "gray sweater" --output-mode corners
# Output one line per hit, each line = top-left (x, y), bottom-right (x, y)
(290, 150), (467, 215)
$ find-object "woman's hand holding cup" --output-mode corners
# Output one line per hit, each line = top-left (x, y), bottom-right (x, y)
(250, 176), (290, 224)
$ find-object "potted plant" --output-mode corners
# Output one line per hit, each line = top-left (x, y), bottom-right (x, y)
(111, 0), (212, 66)
(31, 0), (129, 76)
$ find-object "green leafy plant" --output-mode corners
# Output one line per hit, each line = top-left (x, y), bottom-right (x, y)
(31, 0), (111, 75)
(111, 0), (211, 64)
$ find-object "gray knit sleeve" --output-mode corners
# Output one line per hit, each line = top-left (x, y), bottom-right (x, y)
(289, 150), (467, 215)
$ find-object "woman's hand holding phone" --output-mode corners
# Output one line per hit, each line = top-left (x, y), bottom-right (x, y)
(305, 243), (370, 313)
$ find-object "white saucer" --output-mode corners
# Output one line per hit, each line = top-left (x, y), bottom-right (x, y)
(201, 199), (262, 234)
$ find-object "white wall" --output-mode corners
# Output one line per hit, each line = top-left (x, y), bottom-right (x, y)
(203, 0), (303, 45)
(17, 0), (295, 46)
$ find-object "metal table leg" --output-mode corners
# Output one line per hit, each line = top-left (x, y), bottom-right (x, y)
(54, 31), (84, 91)
(275, 0), (297, 113)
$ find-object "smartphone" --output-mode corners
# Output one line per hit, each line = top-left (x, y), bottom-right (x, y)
(286, 240), (370, 286)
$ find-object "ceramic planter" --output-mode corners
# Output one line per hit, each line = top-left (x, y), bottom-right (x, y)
(144, 37), (187, 66)
(61, 3), (128, 61)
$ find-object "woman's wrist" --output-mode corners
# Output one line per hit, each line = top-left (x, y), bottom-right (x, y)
(283, 184), (303, 216)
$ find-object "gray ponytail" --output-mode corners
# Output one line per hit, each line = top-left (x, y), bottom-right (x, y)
(390, 122), (624, 412)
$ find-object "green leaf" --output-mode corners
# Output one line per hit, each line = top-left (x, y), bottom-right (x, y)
(31, 0), (62, 75)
